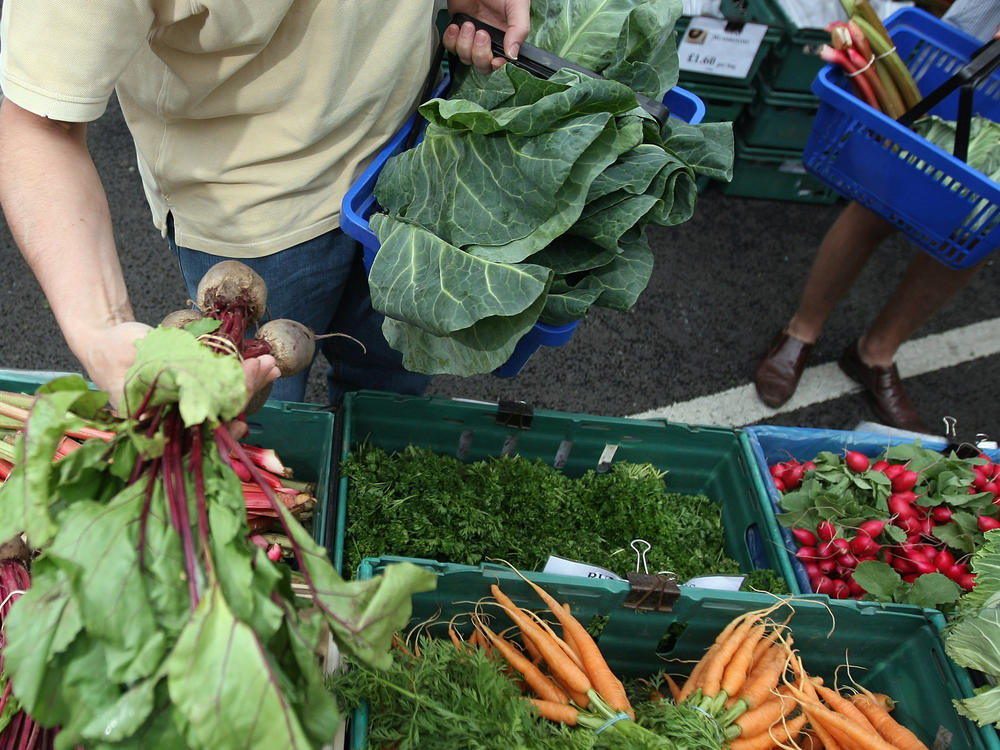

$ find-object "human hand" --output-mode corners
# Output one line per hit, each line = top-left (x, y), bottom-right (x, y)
(79, 321), (153, 410)
(80, 321), (280, 417)
(444, 0), (530, 73)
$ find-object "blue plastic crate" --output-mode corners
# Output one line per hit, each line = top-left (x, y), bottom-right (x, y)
(740, 424), (999, 596)
(803, 7), (1000, 270)
(340, 78), (705, 377)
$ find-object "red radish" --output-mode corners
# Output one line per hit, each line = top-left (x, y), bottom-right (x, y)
(796, 546), (820, 563)
(770, 463), (786, 480)
(871, 460), (890, 472)
(983, 481), (1000, 497)
(889, 494), (917, 519)
(902, 573), (920, 583)
(884, 463), (906, 481)
(844, 451), (870, 472)
(801, 460), (817, 472)
(934, 548), (955, 572)
(266, 543), (283, 562)
(959, 573), (976, 590)
(831, 538), (851, 554)
(773, 477), (786, 492)
(858, 519), (886, 538)
(836, 552), (859, 569)
(803, 562), (823, 579)
(816, 520), (837, 542)
(891, 469), (919, 492)
(930, 505), (953, 523)
(818, 540), (841, 559)
(912, 559), (938, 576)
(923, 546), (939, 562)
(792, 527), (819, 547)
(942, 564), (966, 581)
(850, 534), (879, 557)
(818, 558), (837, 573)
(829, 579), (851, 599)
(811, 575), (835, 595)
(783, 463), (806, 490)
(895, 516), (922, 535)
(978, 515), (1000, 532)
(973, 468), (989, 490)
(846, 576), (866, 597)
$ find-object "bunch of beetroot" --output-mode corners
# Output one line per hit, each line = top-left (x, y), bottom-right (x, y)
(770, 445), (1000, 604)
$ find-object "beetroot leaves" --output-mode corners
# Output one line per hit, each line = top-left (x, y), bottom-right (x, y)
(0, 326), (435, 749)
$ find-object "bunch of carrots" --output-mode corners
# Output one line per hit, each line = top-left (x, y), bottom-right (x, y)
(433, 574), (931, 750)
(668, 602), (929, 750)
(0, 388), (316, 547)
(819, 0), (923, 119)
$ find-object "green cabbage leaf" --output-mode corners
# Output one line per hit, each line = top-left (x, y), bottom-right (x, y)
(367, 0), (733, 375)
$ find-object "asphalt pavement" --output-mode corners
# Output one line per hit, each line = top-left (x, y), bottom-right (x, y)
(2, 94), (998, 443)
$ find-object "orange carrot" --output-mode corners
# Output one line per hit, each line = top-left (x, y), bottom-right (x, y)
(731, 642), (790, 709)
(721, 622), (769, 698)
(490, 584), (592, 696)
(728, 713), (808, 750)
(528, 698), (579, 726)
(850, 693), (929, 750)
(664, 673), (682, 702)
(700, 615), (762, 698)
(508, 578), (632, 717)
(812, 682), (877, 734)
(785, 663), (842, 750)
(799, 699), (898, 750)
(731, 686), (795, 739)
(678, 642), (719, 702)
(475, 617), (570, 705)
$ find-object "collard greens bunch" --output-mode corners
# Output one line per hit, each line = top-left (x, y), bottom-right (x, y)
(368, 0), (734, 375)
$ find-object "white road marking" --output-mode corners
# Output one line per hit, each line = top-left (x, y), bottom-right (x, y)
(627, 318), (1000, 427)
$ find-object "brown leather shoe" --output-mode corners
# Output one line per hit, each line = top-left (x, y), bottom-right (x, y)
(755, 331), (814, 407)
(838, 340), (931, 433)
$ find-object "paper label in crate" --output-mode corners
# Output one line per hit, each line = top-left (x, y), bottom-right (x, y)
(678, 16), (768, 79)
(681, 574), (746, 591)
(543, 555), (625, 581)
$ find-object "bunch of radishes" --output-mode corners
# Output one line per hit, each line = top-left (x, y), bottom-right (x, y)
(770, 448), (1000, 599)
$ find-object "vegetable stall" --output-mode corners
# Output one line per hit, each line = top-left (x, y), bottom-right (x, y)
(1, 0), (1000, 748)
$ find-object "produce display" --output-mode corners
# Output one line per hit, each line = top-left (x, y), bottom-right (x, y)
(333, 571), (940, 749)
(342, 443), (787, 592)
(770, 441), (998, 610)
(366, 0), (734, 375)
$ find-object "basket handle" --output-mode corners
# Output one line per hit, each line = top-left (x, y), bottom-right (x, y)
(897, 37), (1000, 162)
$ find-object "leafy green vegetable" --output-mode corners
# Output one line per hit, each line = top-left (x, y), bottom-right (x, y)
(0, 328), (436, 749)
(331, 636), (593, 750)
(367, 0), (733, 375)
(944, 529), (1000, 729)
(851, 560), (962, 610)
(342, 444), (787, 594)
(913, 114), (1000, 181)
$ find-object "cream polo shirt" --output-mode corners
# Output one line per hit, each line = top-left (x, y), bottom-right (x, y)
(0, 0), (437, 257)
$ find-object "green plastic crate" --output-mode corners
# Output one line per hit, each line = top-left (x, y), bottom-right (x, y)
(350, 556), (998, 750)
(675, 0), (784, 87)
(333, 389), (797, 587)
(0, 369), (337, 551)
(722, 136), (840, 203)
(677, 79), (756, 123)
(738, 75), (819, 150)
(753, 0), (828, 93)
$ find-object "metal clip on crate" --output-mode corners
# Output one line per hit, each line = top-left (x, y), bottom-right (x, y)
(898, 37), (1000, 162)
(449, 13), (671, 125)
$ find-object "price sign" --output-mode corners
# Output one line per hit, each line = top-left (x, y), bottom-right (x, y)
(543, 555), (625, 581)
(678, 16), (769, 79)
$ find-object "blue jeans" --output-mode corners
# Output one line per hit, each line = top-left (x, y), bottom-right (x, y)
(168, 223), (432, 404)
